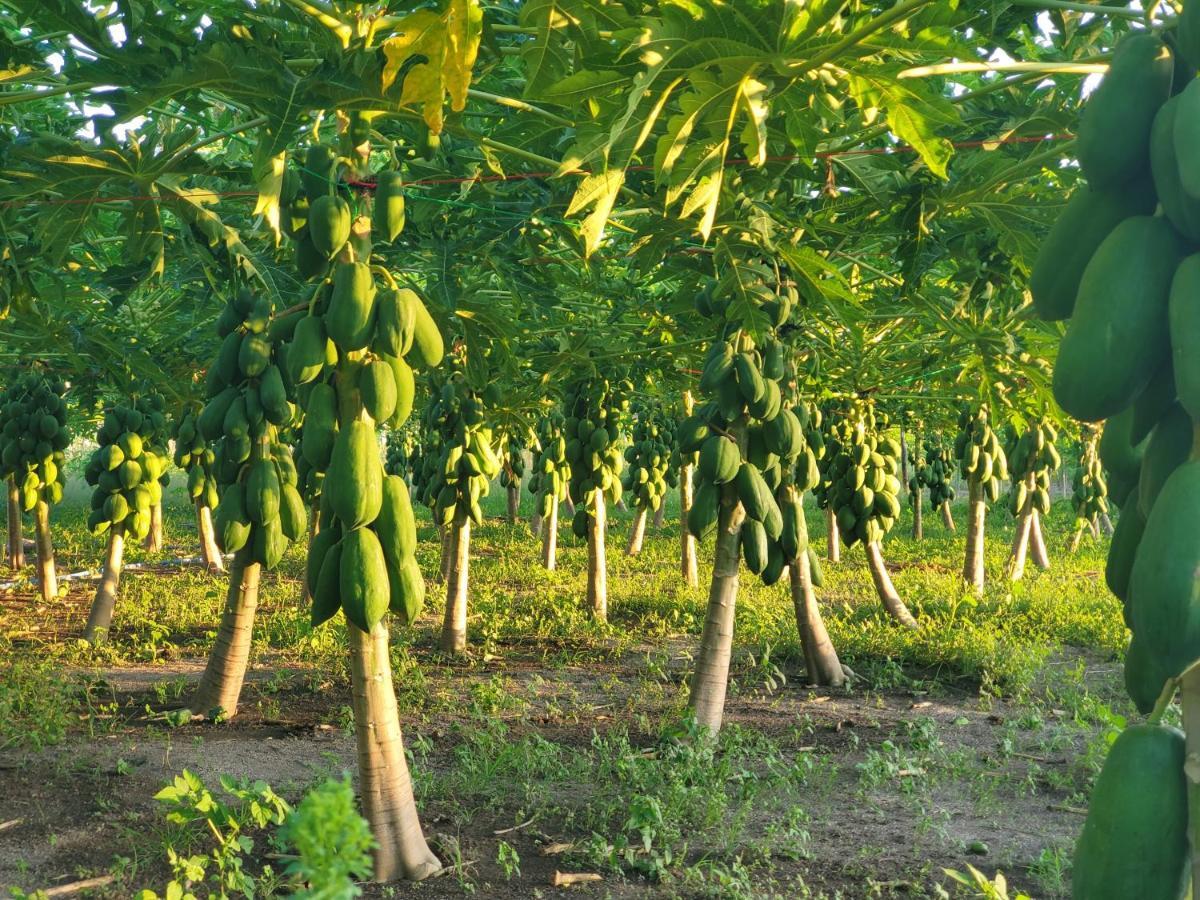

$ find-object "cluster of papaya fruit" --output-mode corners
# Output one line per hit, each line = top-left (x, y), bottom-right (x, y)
(817, 402), (902, 549)
(282, 141), (406, 281)
(621, 407), (673, 513)
(954, 405), (1007, 502)
(199, 291), (307, 569)
(499, 432), (527, 493)
(0, 373), (69, 512)
(385, 423), (417, 481)
(914, 439), (955, 510)
(564, 376), (629, 538)
(84, 398), (169, 542)
(682, 280), (804, 560)
(1070, 428), (1108, 530)
(1032, 15), (1200, 895)
(1004, 419), (1059, 517)
(412, 371), (502, 529)
(753, 395), (826, 586)
(171, 405), (220, 511)
(529, 411), (571, 520)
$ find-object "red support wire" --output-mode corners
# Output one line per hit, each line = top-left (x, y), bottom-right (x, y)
(0, 132), (1073, 209)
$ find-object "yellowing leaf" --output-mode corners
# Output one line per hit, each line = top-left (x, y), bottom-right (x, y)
(381, 0), (482, 134)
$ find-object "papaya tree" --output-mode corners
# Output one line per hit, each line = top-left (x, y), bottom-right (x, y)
(622, 404), (672, 556)
(172, 404), (225, 572)
(529, 409), (571, 571)
(1005, 417), (1059, 581)
(955, 404), (1008, 595)
(1069, 426), (1108, 552)
(0, 373), (69, 601)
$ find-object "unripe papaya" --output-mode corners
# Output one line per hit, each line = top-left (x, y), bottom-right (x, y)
(372, 171), (406, 242)
(301, 144), (338, 199)
(258, 365), (291, 426)
(238, 334), (271, 378)
(385, 354), (415, 427)
(1150, 95), (1200, 242)
(1129, 460), (1200, 678)
(741, 518), (768, 575)
(699, 435), (740, 484)
(1074, 33), (1173, 189)
(1169, 253), (1200, 421)
(302, 383), (338, 469)
(253, 516), (288, 569)
(326, 419), (383, 528)
(294, 229), (330, 280)
(360, 359), (397, 423)
(278, 481), (307, 541)
(289, 316), (328, 385)
(326, 262), (376, 352)
(1052, 216), (1183, 422)
(1072, 724), (1187, 900)
(387, 556), (425, 626)
(375, 475), (418, 567)
(1137, 403), (1191, 518)
(406, 292), (444, 370)
(339, 526), (390, 633)
(215, 484), (251, 553)
(687, 481), (720, 540)
(308, 195), (351, 259)
(246, 459), (281, 525)
(311, 537), (343, 627)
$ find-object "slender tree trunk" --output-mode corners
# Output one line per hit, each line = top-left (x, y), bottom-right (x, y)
(33, 498), (56, 602)
(191, 548), (261, 719)
(1088, 516), (1100, 539)
(788, 503), (843, 686)
(1100, 512), (1114, 535)
(899, 429), (909, 498)
(84, 526), (125, 643)
(825, 506), (840, 563)
(6, 478), (24, 570)
(653, 502), (666, 529)
(437, 526), (451, 584)
(298, 502), (319, 601)
(687, 487), (745, 733)
(348, 621), (441, 882)
(912, 489), (924, 540)
(587, 492), (608, 621)
(941, 500), (956, 532)
(1069, 525), (1084, 554)
(1009, 508), (1033, 581)
(531, 509), (543, 539)
(626, 506), (647, 556)
(440, 513), (470, 654)
(541, 499), (558, 570)
(197, 501), (225, 573)
(143, 502), (163, 552)
(564, 495), (576, 517)
(962, 479), (986, 594)
(506, 484), (520, 524)
(1030, 509), (1051, 570)
(680, 462), (698, 587)
(866, 541), (918, 628)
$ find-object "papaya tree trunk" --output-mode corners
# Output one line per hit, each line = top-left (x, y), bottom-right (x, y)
(33, 498), (56, 603)
(788, 504), (843, 686)
(1100, 512), (1114, 535)
(191, 548), (260, 719)
(962, 479), (986, 594)
(653, 502), (666, 529)
(143, 502), (163, 552)
(564, 495), (576, 517)
(899, 429), (909, 496)
(680, 462), (698, 588)
(197, 501), (225, 573)
(1069, 524), (1085, 554)
(687, 486), (745, 733)
(866, 541), (918, 628)
(1088, 516), (1101, 539)
(440, 513), (470, 654)
(626, 506), (647, 556)
(531, 509), (543, 539)
(587, 492), (608, 621)
(506, 484), (520, 524)
(348, 621), (441, 882)
(541, 499), (558, 570)
(437, 525), (451, 584)
(825, 506), (840, 563)
(1009, 508), (1033, 581)
(941, 500), (956, 532)
(6, 477), (24, 570)
(1030, 509), (1051, 570)
(297, 502), (319, 600)
(84, 526), (125, 643)
(912, 490), (923, 540)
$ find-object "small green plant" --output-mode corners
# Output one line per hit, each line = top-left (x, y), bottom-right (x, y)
(277, 775), (374, 898)
(495, 839), (521, 880)
(940, 865), (1031, 900)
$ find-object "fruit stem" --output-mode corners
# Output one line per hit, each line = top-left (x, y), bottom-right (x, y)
(1180, 667), (1200, 892)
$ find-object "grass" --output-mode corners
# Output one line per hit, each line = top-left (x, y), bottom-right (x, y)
(0, 473), (1134, 897)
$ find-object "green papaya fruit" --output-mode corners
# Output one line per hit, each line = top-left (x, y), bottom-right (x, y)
(1173, 77), (1200, 197)
(1151, 95), (1200, 241)
(406, 292), (444, 370)
(741, 518), (768, 575)
(375, 475), (418, 567)
(308, 194), (352, 259)
(238, 334), (271, 378)
(301, 144), (338, 199)
(339, 526), (391, 633)
(289, 316), (328, 385)
(1130, 360), (1177, 445)
(311, 537), (343, 627)
(386, 354), (415, 427)
(807, 547), (824, 588)
(735, 463), (772, 522)
(1052, 216), (1184, 422)
(387, 556), (425, 625)
(1030, 180), (1156, 321)
(1129, 460), (1200, 678)
(1169, 253), (1200, 422)
(258, 365), (291, 426)
(215, 484), (251, 553)
(295, 229), (330, 280)
(1075, 32), (1174, 189)
(326, 419), (383, 528)
(373, 170), (406, 242)
(360, 359), (397, 423)
(1124, 632), (1169, 716)
(699, 435), (740, 485)
(278, 481), (307, 541)
(687, 481), (720, 540)
(246, 459), (281, 525)
(302, 383), (338, 469)
(1137, 403), (1192, 518)
(252, 515), (288, 569)
(1072, 724), (1187, 900)
(326, 262), (376, 353)
(374, 288), (417, 358)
